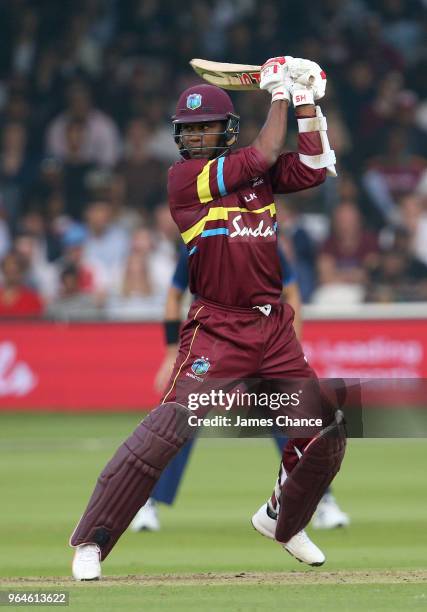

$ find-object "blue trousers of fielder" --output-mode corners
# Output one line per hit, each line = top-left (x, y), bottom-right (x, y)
(151, 435), (287, 505)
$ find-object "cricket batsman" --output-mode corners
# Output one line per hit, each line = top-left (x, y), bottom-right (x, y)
(130, 245), (349, 532)
(71, 56), (346, 580)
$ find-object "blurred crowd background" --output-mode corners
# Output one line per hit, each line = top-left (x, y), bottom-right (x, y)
(0, 0), (426, 320)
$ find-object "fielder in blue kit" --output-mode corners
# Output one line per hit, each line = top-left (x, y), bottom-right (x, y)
(130, 243), (349, 532)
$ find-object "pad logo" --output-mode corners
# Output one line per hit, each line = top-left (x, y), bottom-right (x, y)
(191, 356), (210, 376)
(187, 93), (202, 110)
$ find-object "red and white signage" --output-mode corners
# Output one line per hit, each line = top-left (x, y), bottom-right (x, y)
(0, 323), (164, 410)
(303, 319), (427, 378)
(0, 319), (425, 411)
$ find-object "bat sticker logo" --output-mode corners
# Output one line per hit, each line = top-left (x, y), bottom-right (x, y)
(187, 93), (202, 110)
(238, 72), (261, 85)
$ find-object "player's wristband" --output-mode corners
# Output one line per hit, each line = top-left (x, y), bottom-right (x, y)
(164, 320), (180, 345)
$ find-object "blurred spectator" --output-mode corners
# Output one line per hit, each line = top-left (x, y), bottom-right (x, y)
(358, 14), (405, 75)
(0, 251), (43, 317)
(316, 201), (379, 302)
(59, 223), (98, 295)
(367, 227), (427, 302)
(106, 225), (175, 320)
(363, 127), (427, 224)
(28, 157), (63, 215)
(0, 202), (11, 259)
(393, 90), (427, 158)
(0, 121), (33, 230)
(109, 171), (142, 232)
(122, 227), (154, 298)
(32, 46), (61, 109)
(61, 13), (104, 77)
(338, 60), (375, 134)
(359, 71), (403, 141)
(14, 231), (57, 303)
(47, 262), (103, 321)
(11, 6), (39, 76)
(118, 117), (168, 212)
(361, 83), (427, 159)
(0, 87), (31, 125)
(337, 173), (359, 201)
(62, 118), (96, 220)
(415, 97), (427, 135)
(381, 0), (424, 64)
(46, 81), (121, 167)
(18, 209), (62, 262)
(398, 193), (427, 266)
(82, 200), (129, 294)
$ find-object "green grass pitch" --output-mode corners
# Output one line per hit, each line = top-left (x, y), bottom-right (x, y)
(0, 413), (426, 611)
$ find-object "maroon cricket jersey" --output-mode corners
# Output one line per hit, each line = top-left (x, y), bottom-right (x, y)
(168, 134), (326, 308)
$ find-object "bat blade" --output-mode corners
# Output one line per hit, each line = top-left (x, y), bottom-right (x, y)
(190, 58), (261, 91)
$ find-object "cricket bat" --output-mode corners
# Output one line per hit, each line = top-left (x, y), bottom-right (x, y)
(190, 58), (261, 91)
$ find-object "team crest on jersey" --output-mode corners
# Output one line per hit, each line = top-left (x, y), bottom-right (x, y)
(191, 356), (210, 375)
(187, 93), (202, 110)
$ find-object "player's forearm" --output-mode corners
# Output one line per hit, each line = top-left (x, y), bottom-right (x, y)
(253, 100), (289, 166)
(295, 103), (323, 161)
(164, 286), (183, 347)
(293, 310), (302, 341)
(273, 102), (336, 191)
(164, 286), (183, 321)
(283, 282), (303, 340)
(295, 104), (316, 118)
(296, 104), (337, 178)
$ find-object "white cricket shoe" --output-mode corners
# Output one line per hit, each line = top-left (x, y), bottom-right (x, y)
(251, 502), (276, 539)
(129, 498), (160, 532)
(251, 502), (325, 566)
(312, 493), (350, 530)
(72, 544), (101, 581)
(283, 530), (326, 566)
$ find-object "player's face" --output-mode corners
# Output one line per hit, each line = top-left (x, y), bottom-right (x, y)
(180, 121), (224, 159)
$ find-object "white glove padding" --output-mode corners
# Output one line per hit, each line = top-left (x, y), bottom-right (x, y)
(287, 57), (327, 106)
(260, 56), (292, 103)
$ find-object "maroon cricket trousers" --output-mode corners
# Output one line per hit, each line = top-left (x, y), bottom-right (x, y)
(163, 297), (321, 449)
